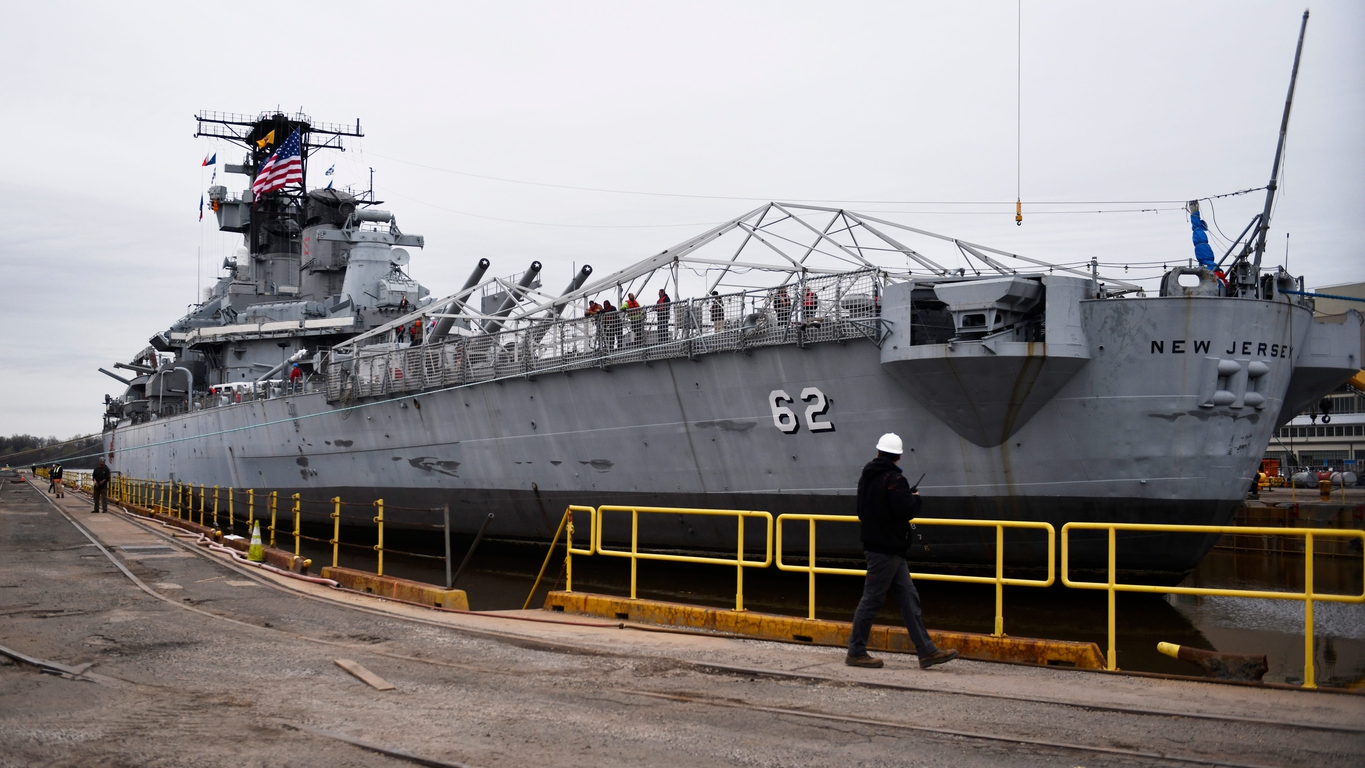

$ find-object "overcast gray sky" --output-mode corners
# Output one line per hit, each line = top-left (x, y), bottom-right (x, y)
(2, 1), (1361, 440)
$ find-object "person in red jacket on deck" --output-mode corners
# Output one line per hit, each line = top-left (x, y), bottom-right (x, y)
(655, 289), (671, 343)
(586, 301), (603, 349)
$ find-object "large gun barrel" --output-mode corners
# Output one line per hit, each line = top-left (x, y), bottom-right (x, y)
(483, 261), (542, 335)
(427, 258), (491, 344)
(530, 265), (594, 347)
(552, 265), (594, 318)
(114, 361), (156, 376)
(99, 368), (132, 386)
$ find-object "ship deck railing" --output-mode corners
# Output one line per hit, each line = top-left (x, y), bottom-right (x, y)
(324, 268), (884, 403)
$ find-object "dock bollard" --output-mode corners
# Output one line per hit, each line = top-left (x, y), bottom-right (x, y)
(1319, 479), (1332, 502)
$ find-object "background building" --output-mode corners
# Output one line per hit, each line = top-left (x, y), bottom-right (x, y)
(1265, 281), (1365, 471)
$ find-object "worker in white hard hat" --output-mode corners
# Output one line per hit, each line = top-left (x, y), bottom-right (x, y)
(845, 433), (959, 670)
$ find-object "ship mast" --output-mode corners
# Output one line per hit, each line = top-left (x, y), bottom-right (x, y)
(193, 111), (363, 199)
(1251, 10), (1310, 275)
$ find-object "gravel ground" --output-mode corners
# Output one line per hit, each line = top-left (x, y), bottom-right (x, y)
(2, 474), (1363, 767)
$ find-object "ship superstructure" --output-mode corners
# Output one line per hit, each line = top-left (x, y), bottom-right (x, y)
(100, 112), (430, 423)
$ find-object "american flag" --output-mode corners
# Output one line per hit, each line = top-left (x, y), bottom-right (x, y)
(251, 128), (304, 198)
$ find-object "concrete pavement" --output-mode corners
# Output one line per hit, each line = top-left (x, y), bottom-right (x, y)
(2, 472), (1363, 767)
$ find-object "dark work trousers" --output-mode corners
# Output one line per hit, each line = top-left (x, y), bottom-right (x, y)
(93, 484), (107, 513)
(847, 550), (938, 658)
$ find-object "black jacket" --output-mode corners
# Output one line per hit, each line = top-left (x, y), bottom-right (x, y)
(856, 456), (921, 556)
(93, 465), (110, 484)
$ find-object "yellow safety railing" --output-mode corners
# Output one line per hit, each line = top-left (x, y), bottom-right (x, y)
(563, 505), (596, 594)
(292, 493), (302, 556)
(776, 514), (1054, 635)
(1061, 522), (1365, 687)
(373, 499), (384, 576)
(329, 496), (341, 569)
(524, 505), (598, 607)
(592, 505), (773, 611)
(268, 490), (278, 547)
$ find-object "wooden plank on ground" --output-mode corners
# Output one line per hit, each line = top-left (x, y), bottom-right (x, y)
(334, 659), (396, 691)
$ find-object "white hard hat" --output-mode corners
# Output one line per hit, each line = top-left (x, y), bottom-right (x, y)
(875, 433), (903, 454)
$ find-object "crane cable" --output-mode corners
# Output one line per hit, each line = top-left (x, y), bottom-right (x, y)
(1016, 0), (1023, 226)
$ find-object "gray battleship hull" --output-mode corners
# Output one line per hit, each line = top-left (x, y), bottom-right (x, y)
(107, 293), (1352, 581)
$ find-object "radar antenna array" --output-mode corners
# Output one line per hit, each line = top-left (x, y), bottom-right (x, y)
(194, 111), (363, 203)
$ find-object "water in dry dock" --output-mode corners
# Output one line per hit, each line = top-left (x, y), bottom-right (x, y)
(279, 519), (1365, 687)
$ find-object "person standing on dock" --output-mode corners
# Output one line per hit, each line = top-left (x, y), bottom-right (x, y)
(846, 433), (958, 670)
(92, 459), (110, 513)
(50, 463), (63, 497)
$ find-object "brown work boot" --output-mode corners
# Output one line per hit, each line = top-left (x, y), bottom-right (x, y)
(918, 648), (959, 669)
(845, 654), (884, 668)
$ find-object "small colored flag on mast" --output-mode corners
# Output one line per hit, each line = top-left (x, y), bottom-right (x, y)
(256, 130), (276, 149)
(202, 152), (216, 167)
(199, 194), (204, 221)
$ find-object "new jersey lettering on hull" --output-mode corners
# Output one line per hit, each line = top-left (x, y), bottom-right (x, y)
(1150, 340), (1291, 359)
